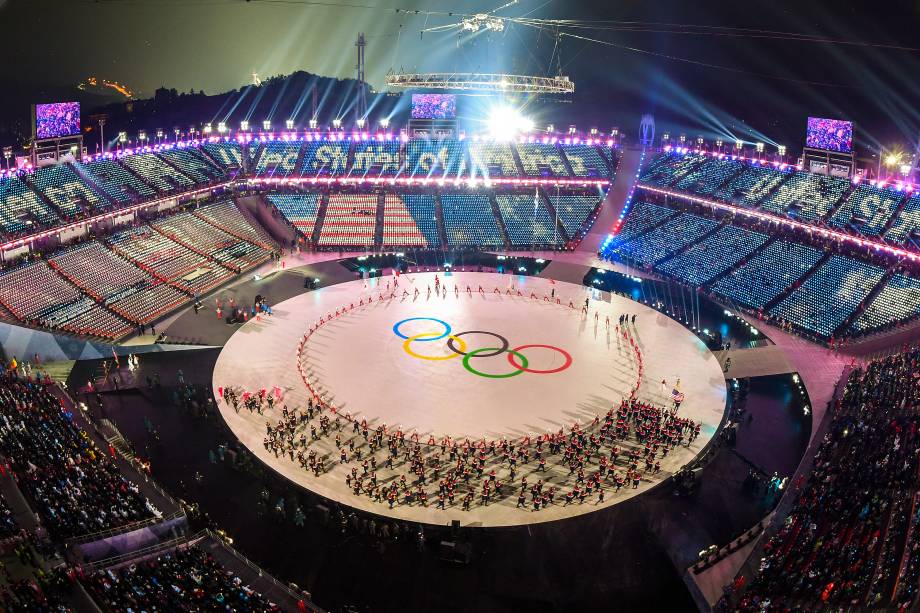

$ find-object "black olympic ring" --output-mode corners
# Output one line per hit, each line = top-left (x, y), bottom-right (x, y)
(446, 331), (510, 358)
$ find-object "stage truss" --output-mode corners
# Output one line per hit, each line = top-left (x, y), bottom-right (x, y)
(385, 72), (574, 95)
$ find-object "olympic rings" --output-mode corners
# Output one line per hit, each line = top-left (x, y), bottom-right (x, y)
(507, 344), (573, 375)
(392, 317), (451, 341)
(446, 331), (509, 358)
(463, 348), (529, 378)
(396, 319), (572, 378)
(403, 332), (467, 361)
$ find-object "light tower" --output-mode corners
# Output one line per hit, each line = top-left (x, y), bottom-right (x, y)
(640, 114), (655, 148)
(355, 33), (367, 124)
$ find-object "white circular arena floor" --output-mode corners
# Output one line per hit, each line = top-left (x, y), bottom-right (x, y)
(213, 271), (727, 526)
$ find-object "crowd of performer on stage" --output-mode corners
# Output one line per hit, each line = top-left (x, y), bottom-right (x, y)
(219, 382), (701, 514)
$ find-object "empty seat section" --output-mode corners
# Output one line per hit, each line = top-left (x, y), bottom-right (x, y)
(610, 213), (719, 266)
(709, 241), (824, 309)
(656, 225), (770, 285)
(0, 261), (81, 321)
(850, 273), (920, 335)
(827, 183), (904, 237)
(302, 141), (350, 175)
(769, 255), (885, 337)
(351, 141), (401, 177)
(253, 141), (303, 176)
(402, 195), (440, 247)
(380, 194), (427, 247)
(441, 194), (504, 248)
(495, 194), (563, 247)
(317, 194), (377, 247)
(266, 193), (321, 237)
(120, 152), (194, 193)
(193, 200), (276, 248)
(604, 200), (678, 252)
(49, 242), (185, 324)
(760, 171), (850, 222)
(560, 144), (609, 178)
(406, 139), (465, 179)
(467, 142), (519, 178)
(107, 226), (233, 293)
(884, 193), (920, 246)
(546, 194), (602, 237)
(201, 141), (244, 169)
(152, 212), (270, 272)
(29, 164), (104, 217)
(638, 153), (703, 187)
(157, 147), (225, 183)
(0, 176), (58, 235)
(712, 164), (791, 209)
(515, 143), (570, 177)
(672, 156), (744, 195)
(81, 159), (156, 203)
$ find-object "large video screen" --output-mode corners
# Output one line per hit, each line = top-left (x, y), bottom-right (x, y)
(34, 102), (81, 139)
(411, 94), (457, 120)
(806, 117), (853, 153)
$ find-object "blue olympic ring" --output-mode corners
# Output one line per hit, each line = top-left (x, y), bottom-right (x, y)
(392, 317), (452, 342)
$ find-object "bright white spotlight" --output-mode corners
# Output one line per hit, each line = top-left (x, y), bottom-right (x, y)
(487, 106), (532, 141)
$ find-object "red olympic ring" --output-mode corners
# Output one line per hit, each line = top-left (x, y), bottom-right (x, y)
(506, 344), (573, 374)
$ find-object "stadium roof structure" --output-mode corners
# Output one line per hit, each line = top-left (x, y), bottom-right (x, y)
(385, 72), (574, 95)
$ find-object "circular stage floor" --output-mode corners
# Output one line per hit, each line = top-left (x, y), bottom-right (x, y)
(213, 272), (727, 526)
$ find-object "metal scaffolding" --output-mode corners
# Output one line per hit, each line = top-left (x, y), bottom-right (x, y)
(385, 72), (574, 95)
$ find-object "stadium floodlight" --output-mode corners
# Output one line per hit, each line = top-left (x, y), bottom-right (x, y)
(286, 119), (295, 130)
(138, 131), (147, 142)
(262, 120), (271, 131)
(309, 118), (318, 130)
(778, 145), (787, 156)
(590, 127), (598, 136)
(715, 139), (723, 148)
(611, 128), (619, 136)
(240, 120), (249, 131)
(900, 163), (911, 176)
(735, 140), (743, 150)
(156, 129), (164, 140)
(118, 131), (127, 143)
(546, 124), (555, 133)
(487, 106), (533, 141)
(332, 119), (342, 129)
(679, 134), (686, 143)
(356, 118), (366, 129)
(755, 142), (765, 153)
(379, 118), (390, 129)
(662, 133), (670, 142)
(696, 136), (704, 146)
(203, 123), (213, 135)
(217, 122), (227, 134)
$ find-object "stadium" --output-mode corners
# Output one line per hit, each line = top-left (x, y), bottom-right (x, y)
(0, 1), (919, 612)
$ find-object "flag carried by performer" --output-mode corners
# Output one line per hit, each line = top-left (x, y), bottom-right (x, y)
(671, 388), (685, 404)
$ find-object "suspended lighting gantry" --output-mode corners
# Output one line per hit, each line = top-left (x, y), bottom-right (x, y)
(384, 72), (573, 95)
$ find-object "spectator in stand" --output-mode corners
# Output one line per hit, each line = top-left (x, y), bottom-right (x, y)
(733, 346), (920, 611)
(0, 372), (157, 539)
(85, 545), (281, 612)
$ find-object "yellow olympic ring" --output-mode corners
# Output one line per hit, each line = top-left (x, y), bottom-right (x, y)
(403, 332), (467, 361)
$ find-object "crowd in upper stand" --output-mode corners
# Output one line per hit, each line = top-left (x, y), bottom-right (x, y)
(732, 347), (920, 611)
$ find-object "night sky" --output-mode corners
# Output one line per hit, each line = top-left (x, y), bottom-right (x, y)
(2, 0), (920, 152)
